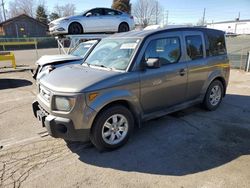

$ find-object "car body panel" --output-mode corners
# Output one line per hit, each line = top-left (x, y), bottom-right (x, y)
(36, 55), (83, 66)
(39, 65), (120, 93)
(49, 8), (135, 35)
(33, 40), (98, 80)
(33, 27), (230, 142)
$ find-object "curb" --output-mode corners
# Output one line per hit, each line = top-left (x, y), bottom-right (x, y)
(0, 67), (33, 74)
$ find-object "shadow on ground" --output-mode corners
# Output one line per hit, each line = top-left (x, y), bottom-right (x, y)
(0, 79), (32, 90)
(67, 94), (250, 176)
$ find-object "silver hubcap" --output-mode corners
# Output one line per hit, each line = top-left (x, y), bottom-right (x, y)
(102, 114), (128, 145)
(209, 85), (222, 106)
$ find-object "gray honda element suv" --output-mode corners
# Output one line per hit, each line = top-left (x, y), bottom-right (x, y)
(33, 27), (230, 151)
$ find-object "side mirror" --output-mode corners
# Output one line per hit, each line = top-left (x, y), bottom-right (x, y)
(86, 12), (92, 17)
(145, 58), (161, 68)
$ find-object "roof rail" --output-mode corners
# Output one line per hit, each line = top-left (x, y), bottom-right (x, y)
(55, 34), (112, 54)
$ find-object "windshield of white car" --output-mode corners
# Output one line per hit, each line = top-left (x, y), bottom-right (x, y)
(83, 38), (140, 71)
(70, 42), (94, 57)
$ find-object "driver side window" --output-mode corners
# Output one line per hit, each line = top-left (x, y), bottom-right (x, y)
(144, 37), (181, 65)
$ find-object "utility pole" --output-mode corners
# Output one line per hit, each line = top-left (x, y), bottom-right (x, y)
(235, 12), (240, 34)
(202, 8), (206, 26)
(163, 10), (168, 26)
(155, 1), (158, 24)
(1, 0), (6, 21)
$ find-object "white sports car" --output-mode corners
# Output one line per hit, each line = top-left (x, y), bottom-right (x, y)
(32, 40), (99, 80)
(49, 8), (135, 35)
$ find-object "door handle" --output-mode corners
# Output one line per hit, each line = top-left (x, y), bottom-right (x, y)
(179, 69), (186, 76)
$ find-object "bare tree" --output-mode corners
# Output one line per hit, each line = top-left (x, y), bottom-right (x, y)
(8, 0), (36, 18)
(0, 9), (3, 22)
(132, 0), (162, 27)
(53, 3), (76, 17)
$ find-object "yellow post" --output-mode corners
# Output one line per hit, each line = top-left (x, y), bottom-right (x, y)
(10, 52), (16, 69)
(0, 52), (16, 69)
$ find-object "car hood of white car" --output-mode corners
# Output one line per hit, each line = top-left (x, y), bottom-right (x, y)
(52, 15), (81, 23)
(36, 55), (83, 66)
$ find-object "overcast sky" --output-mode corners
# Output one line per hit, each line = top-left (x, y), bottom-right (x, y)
(5, 0), (250, 24)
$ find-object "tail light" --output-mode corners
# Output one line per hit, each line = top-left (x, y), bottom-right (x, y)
(130, 16), (134, 19)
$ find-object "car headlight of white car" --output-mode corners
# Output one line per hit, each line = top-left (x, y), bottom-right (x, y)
(53, 96), (76, 112)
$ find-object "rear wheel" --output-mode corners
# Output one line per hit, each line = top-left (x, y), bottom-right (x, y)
(68, 23), (83, 34)
(90, 105), (134, 151)
(203, 80), (224, 111)
(118, 23), (129, 33)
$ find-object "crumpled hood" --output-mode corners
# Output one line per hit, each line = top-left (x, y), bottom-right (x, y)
(36, 55), (83, 66)
(40, 65), (119, 93)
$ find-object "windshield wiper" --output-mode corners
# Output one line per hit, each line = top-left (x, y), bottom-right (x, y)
(82, 62), (90, 67)
(91, 64), (113, 70)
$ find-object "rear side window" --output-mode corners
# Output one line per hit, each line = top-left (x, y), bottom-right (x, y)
(205, 30), (226, 56)
(185, 35), (204, 60)
(104, 9), (122, 16)
(145, 37), (181, 65)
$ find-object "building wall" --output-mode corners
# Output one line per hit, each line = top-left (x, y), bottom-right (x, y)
(207, 21), (250, 35)
(3, 16), (48, 38)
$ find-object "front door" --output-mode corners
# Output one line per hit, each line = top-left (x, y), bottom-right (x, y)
(82, 8), (105, 32)
(139, 32), (188, 114)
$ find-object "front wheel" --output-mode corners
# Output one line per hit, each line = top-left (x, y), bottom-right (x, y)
(90, 105), (134, 151)
(203, 80), (224, 111)
(68, 23), (83, 34)
(118, 23), (129, 33)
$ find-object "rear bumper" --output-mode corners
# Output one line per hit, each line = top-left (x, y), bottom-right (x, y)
(32, 101), (90, 142)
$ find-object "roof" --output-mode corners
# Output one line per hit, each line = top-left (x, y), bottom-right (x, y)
(109, 27), (223, 39)
(207, 19), (250, 25)
(0, 14), (48, 27)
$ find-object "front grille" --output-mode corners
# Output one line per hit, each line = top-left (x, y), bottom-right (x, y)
(38, 104), (49, 116)
(39, 85), (51, 102)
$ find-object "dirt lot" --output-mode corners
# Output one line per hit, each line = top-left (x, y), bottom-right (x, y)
(0, 70), (250, 188)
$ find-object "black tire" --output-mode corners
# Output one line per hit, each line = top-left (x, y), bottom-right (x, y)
(90, 105), (134, 151)
(118, 23), (129, 33)
(203, 80), (224, 111)
(68, 22), (83, 34)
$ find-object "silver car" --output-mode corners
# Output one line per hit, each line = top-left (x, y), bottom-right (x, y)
(33, 27), (230, 151)
(49, 8), (135, 35)
(32, 40), (98, 80)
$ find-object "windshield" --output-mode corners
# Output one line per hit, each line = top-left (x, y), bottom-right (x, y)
(70, 42), (95, 57)
(84, 38), (140, 71)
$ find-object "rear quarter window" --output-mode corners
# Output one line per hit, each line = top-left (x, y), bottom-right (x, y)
(205, 30), (226, 56)
(185, 35), (204, 60)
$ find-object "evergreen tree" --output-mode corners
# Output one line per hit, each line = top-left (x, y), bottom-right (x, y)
(112, 0), (131, 14)
(36, 5), (48, 24)
(49, 12), (60, 21)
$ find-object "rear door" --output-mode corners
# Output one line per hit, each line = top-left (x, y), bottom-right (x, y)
(183, 31), (209, 101)
(138, 32), (188, 114)
(102, 8), (122, 32)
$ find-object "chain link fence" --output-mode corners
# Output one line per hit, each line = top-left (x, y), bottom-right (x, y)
(0, 37), (57, 51)
(226, 35), (250, 70)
